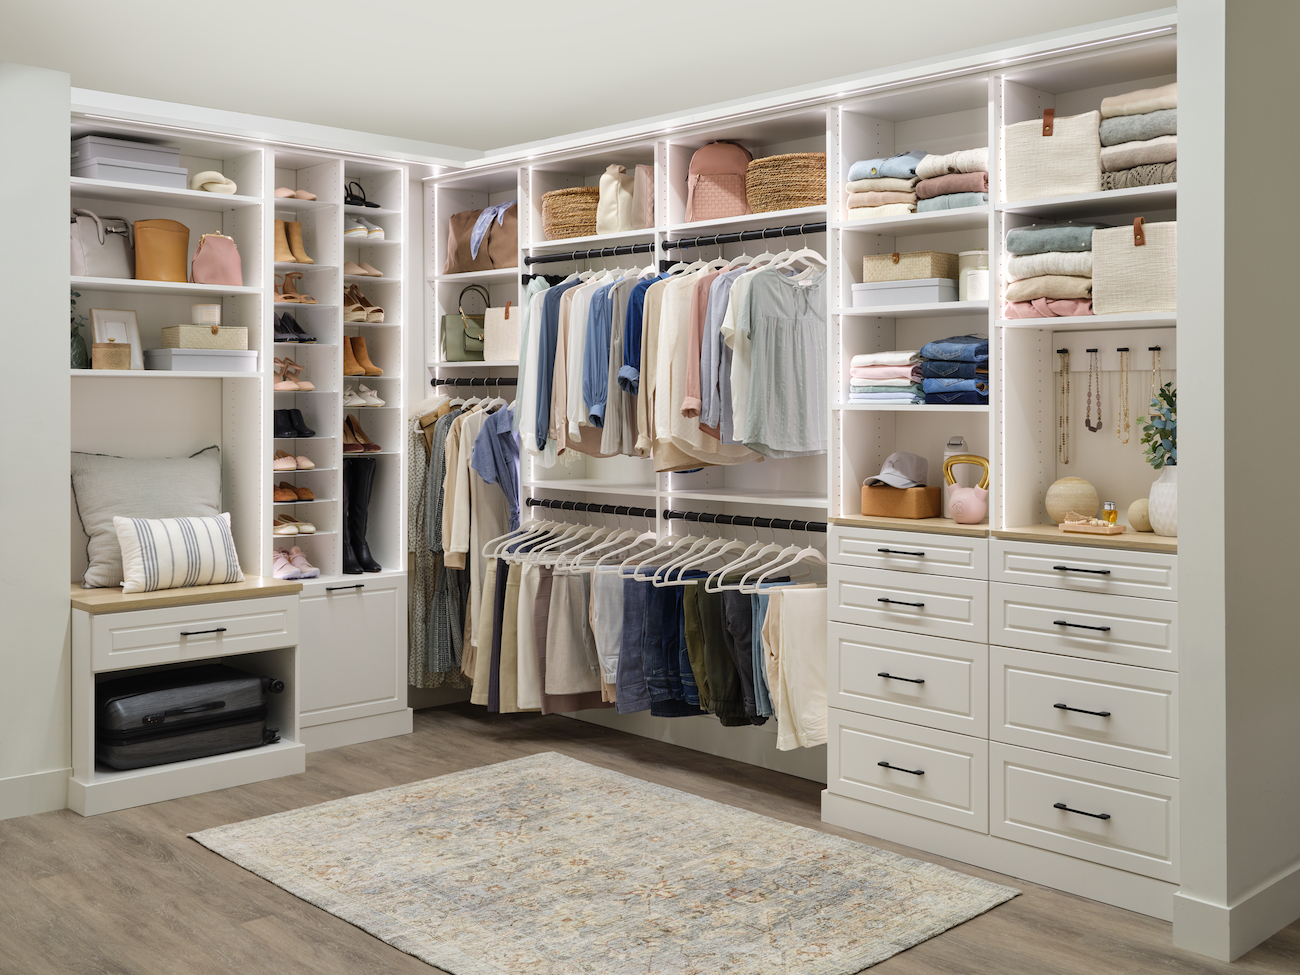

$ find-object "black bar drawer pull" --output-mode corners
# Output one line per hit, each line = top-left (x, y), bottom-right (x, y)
(1054, 703), (1111, 717)
(1053, 565), (1112, 575)
(879, 598), (925, 608)
(179, 627), (227, 637)
(326, 584), (365, 592)
(878, 761), (925, 776)
(1053, 619), (1111, 632)
(878, 672), (925, 684)
(878, 548), (925, 558)
(1054, 802), (1111, 820)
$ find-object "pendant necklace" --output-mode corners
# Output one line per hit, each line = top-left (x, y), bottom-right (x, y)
(1149, 345), (1163, 403)
(1085, 349), (1103, 432)
(1116, 347), (1131, 444)
(1057, 348), (1071, 463)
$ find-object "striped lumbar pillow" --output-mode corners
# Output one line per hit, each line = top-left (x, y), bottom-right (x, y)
(113, 513), (245, 593)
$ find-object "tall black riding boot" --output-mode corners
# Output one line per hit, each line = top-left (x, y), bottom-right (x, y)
(341, 460), (362, 574)
(349, 456), (382, 572)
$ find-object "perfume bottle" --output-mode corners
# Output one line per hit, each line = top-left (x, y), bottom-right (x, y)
(1102, 501), (1118, 524)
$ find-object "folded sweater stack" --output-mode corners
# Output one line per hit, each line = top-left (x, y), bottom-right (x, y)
(844, 151), (927, 219)
(914, 148), (990, 212)
(1099, 83), (1177, 190)
(918, 334), (989, 405)
(1003, 224), (1104, 319)
(848, 351), (923, 404)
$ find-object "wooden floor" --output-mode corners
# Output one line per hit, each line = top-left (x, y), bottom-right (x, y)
(2, 704), (1298, 975)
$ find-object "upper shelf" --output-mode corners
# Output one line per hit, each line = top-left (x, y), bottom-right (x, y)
(72, 368), (260, 379)
(839, 300), (988, 319)
(70, 177), (263, 212)
(273, 198), (337, 212)
(72, 275), (261, 297)
(998, 312), (1175, 331)
(430, 267), (520, 284)
(1000, 184), (1176, 220)
(528, 227), (655, 253)
(666, 205), (827, 238)
(835, 208), (989, 236)
(344, 204), (401, 218)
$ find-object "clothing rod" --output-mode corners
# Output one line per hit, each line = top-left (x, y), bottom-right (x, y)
(523, 242), (656, 266)
(525, 498), (657, 519)
(661, 510), (828, 533)
(430, 377), (518, 387)
(661, 222), (828, 252)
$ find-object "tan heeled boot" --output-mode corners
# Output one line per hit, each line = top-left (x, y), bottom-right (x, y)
(286, 221), (314, 264)
(342, 336), (366, 377)
(274, 220), (294, 263)
(351, 335), (383, 376)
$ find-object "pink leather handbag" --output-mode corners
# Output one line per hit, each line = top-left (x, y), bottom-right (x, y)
(684, 142), (753, 223)
(190, 233), (243, 286)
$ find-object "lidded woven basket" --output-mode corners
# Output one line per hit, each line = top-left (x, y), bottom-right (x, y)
(542, 186), (600, 240)
(745, 153), (827, 213)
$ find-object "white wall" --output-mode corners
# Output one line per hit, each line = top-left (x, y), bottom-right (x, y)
(0, 63), (72, 819)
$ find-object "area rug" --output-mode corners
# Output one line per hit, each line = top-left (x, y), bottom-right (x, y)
(190, 752), (1018, 974)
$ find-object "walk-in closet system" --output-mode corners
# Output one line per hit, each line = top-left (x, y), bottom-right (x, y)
(2, 1), (1296, 962)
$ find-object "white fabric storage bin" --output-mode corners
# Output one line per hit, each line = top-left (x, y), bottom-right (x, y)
(1003, 111), (1101, 202)
(71, 134), (181, 168)
(1092, 220), (1177, 315)
(145, 348), (259, 372)
(72, 157), (188, 189)
(853, 279), (958, 306)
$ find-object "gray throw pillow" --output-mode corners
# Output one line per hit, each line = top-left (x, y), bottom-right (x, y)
(71, 446), (222, 588)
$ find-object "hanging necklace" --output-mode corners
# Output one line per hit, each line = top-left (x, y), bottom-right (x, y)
(1116, 347), (1131, 443)
(1085, 349), (1103, 432)
(1149, 346), (1163, 403)
(1057, 349), (1071, 464)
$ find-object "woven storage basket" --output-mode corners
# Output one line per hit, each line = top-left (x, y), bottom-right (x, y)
(161, 325), (248, 350)
(542, 186), (600, 240)
(483, 305), (520, 362)
(1092, 219), (1177, 315)
(863, 250), (959, 283)
(1003, 111), (1102, 202)
(745, 153), (826, 213)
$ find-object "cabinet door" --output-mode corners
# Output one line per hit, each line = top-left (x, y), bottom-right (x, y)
(298, 579), (404, 723)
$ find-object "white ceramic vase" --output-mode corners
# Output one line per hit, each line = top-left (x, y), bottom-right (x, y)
(1148, 465), (1178, 536)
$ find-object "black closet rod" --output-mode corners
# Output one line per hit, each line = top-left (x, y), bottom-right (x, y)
(661, 222), (828, 252)
(523, 242), (656, 266)
(662, 509), (828, 533)
(526, 498), (657, 519)
(430, 377), (518, 387)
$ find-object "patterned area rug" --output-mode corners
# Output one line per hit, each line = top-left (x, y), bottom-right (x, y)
(190, 752), (1017, 974)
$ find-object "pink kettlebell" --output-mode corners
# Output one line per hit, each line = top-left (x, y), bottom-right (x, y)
(944, 454), (990, 525)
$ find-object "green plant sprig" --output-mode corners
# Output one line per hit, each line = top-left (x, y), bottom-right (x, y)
(1137, 381), (1176, 469)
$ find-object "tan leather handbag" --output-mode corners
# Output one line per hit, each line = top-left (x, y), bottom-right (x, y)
(443, 210), (493, 275)
(486, 203), (517, 269)
(134, 219), (190, 282)
(190, 233), (242, 286)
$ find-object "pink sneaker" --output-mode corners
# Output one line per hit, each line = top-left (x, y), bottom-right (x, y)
(287, 546), (320, 579)
(272, 549), (301, 580)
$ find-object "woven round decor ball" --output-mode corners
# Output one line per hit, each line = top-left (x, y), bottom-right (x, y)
(542, 186), (600, 240)
(1045, 476), (1099, 524)
(746, 153), (826, 213)
(1128, 497), (1153, 532)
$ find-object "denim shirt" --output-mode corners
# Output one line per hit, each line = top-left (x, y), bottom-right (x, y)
(919, 333), (989, 363)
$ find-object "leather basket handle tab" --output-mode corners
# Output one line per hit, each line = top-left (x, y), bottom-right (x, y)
(1133, 216), (1146, 246)
(1043, 109), (1055, 136)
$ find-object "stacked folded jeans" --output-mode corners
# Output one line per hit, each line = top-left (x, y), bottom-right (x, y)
(847, 351), (922, 404)
(843, 151), (927, 219)
(919, 334), (989, 405)
(1003, 223), (1105, 318)
(914, 148), (990, 212)
(1099, 83), (1177, 190)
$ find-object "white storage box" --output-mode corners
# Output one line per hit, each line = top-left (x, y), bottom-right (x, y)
(145, 349), (258, 372)
(71, 135), (181, 168)
(72, 157), (188, 189)
(853, 278), (958, 307)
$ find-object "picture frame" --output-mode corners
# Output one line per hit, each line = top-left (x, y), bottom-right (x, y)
(90, 309), (143, 370)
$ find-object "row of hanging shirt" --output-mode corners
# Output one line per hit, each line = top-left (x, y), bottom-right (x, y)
(461, 510), (829, 750)
(514, 242), (830, 473)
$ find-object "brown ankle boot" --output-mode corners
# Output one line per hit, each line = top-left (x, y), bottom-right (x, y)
(274, 220), (294, 263)
(342, 336), (366, 376)
(351, 335), (383, 376)
(286, 221), (314, 264)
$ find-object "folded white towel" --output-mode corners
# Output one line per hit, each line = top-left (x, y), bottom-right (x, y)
(1100, 82), (1177, 120)
(1005, 251), (1094, 281)
(1101, 135), (1178, 172)
(846, 204), (916, 219)
(915, 147), (990, 180)
(845, 176), (919, 194)
(851, 351), (920, 367)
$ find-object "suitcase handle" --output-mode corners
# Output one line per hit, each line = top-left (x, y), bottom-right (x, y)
(143, 701), (225, 725)
(179, 627), (227, 636)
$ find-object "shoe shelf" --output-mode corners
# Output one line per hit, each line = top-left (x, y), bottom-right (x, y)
(999, 183), (1177, 219)
(836, 403), (990, 412)
(273, 499), (335, 505)
(343, 274), (396, 284)
(344, 204), (401, 217)
(837, 300), (988, 319)
(343, 450), (400, 457)
(70, 177), (263, 212)
(72, 276), (262, 298)
(275, 302), (337, 310)
(834, 208), (989, 236)
(272, 198), (336, 212)
(275, 262), (338, 271)
(343, 236), (399, 248)
(429, 267), (520, 284)
(71, 368), (261, 380)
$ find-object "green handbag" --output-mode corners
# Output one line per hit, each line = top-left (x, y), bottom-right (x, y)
(441, 284), (488, 361)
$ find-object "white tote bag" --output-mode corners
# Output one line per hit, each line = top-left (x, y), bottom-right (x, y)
(1003, 110), (1101, 202)
(1092, 219), (1177, 315)
(483, 303), (520, 362)
(596, 164), (635, 234)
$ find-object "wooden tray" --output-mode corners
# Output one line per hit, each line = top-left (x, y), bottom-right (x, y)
(1060, 522), (1127, 535)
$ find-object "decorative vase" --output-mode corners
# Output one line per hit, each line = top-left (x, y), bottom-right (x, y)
(1148, 465), (1178, 536)
(71, 328), (89, 369)
(1045, 477), (1100, 524)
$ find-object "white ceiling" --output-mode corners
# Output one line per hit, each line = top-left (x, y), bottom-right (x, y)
(2, 0), (1170, 153)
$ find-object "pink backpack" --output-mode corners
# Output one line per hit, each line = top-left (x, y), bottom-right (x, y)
(684, 142), (752, 223)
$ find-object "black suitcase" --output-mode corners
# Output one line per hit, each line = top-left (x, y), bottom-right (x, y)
(95, 664), (284, 770)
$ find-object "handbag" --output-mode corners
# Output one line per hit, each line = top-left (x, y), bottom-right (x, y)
(631, 164), (654, 230)
(684, 142), (752, 223)
(441, 285), (488, 361)
(486, 202), (517, 269)
(483, 301), (520, 362)
(596, 164), (635, 234)
(442, 209), (494, 275)
(134, 219), (190, 282)
(70, 208), (133, 278)
(190, 233), (243, 286)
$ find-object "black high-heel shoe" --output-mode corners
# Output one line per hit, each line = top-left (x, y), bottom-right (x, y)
(282, 311), (316, 343)
(273, 409), (298, 439)
(274, 314), (298, 344)
(345, 180), (380, 208)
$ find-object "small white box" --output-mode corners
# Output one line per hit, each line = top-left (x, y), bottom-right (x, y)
(145, 349), (258, 372)
(72, 157), (189, 189)
(852, 278), (959, 307)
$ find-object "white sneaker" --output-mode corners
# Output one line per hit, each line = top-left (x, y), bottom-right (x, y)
(358, 217), (385, 239)
(358, 383), (385, 407)
(343, 387), (366, 407)
(344, 217), (368, 238)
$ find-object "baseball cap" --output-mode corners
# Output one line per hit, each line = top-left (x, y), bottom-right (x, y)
(864, 452), (928, 489)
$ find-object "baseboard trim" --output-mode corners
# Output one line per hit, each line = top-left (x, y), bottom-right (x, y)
(408, 686), (473, 710)
(298, 708), (413, 753)
(1173, 859), (1300, 960)
(0, 767), (70, 821)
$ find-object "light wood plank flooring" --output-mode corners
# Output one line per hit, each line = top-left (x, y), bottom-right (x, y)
(1, 704), (1297, 974)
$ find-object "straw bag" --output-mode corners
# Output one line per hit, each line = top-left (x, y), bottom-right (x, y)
(441, 285), (487, 361)
(596, 165), (635, 234)
(134, 218), (190, 282)
(483, 301), (520, 362)
(542, 186), (600, 240)
(746, 153), (826, 213)
(862, 250), (959, 283)
(1092, 218), (1177, 315)
(1003, 110), (1101, 202)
